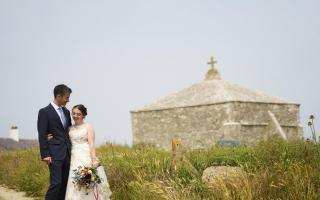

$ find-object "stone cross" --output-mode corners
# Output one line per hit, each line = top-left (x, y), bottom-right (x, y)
(205, 56), (221, 80)
(207, 57), (217, 69)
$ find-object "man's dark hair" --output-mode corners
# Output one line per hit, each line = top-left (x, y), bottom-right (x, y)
(54, 84), (72, 98)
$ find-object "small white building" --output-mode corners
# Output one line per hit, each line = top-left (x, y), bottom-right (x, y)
(10, 125), (19, 142)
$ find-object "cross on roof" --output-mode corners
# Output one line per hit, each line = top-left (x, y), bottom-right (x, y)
(207, 57), (217, 69)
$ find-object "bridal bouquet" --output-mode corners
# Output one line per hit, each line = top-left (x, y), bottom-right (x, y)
(72, 166), (102, 190)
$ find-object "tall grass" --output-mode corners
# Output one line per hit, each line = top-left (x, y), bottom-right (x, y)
(0, 138), (320, 199)
(0, 147), (49, 198)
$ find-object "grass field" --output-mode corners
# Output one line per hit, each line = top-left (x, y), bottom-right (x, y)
(0, 137), (319, 199)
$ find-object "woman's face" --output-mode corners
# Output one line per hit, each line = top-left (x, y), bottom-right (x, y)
(72, 108), (84, 123)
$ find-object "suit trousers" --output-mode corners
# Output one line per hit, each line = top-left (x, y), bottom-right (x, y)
(45, 154), (70, 200)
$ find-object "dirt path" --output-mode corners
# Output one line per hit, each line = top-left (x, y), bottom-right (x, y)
(0, 186), (34, 200)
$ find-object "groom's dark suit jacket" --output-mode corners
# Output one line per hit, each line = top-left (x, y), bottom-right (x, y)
(37, 104), (72, 160)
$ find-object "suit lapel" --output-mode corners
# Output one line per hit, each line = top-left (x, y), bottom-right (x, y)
(48, 104), (65, 130)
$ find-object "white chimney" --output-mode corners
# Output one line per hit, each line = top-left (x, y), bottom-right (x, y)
(10, 125), (19, 142)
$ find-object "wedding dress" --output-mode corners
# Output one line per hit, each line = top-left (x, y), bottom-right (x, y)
(65, 123), (112, 200)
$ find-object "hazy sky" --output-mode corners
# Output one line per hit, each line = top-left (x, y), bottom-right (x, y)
(1, 0), (319, 145)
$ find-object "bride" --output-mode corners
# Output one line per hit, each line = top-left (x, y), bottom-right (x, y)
(64, 104), (112, 199)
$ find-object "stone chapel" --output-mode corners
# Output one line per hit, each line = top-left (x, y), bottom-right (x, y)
(131, 57), (303, 150)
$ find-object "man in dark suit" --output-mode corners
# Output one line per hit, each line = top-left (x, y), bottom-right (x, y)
(37, 84), (72, 200)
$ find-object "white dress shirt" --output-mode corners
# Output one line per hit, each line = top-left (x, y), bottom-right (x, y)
(51, 102), (66, 126)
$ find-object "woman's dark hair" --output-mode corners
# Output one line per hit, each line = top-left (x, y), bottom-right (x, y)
(72, 104), (87, 117)
(54, 84), (72, 98)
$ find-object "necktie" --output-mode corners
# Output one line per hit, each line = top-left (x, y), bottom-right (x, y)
(58, 107), (67, 129)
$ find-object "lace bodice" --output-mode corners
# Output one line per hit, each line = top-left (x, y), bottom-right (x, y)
(68, 123), (91, 169)
(69, 124), (89, 145)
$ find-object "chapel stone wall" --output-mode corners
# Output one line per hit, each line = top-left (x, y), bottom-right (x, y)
(132, 103), (229, 149)
(132, 102), (303, 150)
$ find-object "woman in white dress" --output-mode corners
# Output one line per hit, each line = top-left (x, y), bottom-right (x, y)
(64, 104), (112, 200)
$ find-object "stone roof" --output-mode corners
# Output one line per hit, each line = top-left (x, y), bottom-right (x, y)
(0, 138), (38, 151)
(133, 79), (298, 112)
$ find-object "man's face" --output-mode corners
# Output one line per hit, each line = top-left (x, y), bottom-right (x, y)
(56, 93), (70, 106)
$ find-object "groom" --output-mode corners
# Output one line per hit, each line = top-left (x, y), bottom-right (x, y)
(37, 84), (72, 200)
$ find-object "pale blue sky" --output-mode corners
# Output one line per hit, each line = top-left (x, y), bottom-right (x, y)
(0, 0), (319, 145)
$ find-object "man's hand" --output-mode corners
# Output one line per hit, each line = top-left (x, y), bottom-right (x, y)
(43, 157), (52, 165)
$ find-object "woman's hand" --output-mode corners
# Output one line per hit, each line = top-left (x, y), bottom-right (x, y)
(47, 133), (53, 141)
(92, 160), (100, 168)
